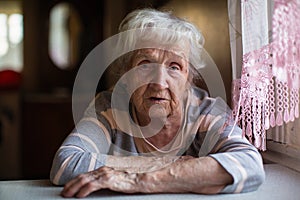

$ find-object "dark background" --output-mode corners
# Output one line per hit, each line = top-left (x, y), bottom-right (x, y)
(0, 0), (231, 180)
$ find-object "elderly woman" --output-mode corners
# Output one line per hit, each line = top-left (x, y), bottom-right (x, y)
(50, 8), (265, 198)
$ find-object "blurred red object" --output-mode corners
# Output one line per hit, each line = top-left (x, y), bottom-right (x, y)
(0, 69), (22, 90)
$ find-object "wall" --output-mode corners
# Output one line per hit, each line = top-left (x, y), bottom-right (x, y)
(162, 0), (232, 103)
(0, 90), (21, 179)
(0, 0), (233, 179)
(0, 0), (22, 180)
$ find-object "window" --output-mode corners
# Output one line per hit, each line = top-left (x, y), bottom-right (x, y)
(8, 14), (23, 45)
(49, 2), (82, 70)
(0, 14), (8, 57)
(228, 0), (300, 171)
(0, 1), (23, 72)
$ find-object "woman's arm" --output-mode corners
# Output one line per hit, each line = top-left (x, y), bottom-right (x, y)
(52, 93), (264, 196)
(61, 156), (233, 198)
(49, 118), (182, 185)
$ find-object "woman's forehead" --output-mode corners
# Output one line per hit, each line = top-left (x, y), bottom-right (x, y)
(134, 48), (189, 60)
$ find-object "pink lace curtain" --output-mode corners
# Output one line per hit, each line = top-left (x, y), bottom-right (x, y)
(230, 0), (300, 150)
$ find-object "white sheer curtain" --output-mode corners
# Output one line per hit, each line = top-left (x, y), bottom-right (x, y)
(228, 0), (300, 150)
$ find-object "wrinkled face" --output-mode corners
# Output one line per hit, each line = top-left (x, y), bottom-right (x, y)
(129, 48), (190, 124)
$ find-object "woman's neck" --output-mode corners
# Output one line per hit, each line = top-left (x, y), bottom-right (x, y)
(136, 108), (183, 149)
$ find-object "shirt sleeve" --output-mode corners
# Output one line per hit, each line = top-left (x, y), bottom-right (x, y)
(198, 97), (265, 193)
(50, 92), (113, 185)
(209, 125), (265, 193)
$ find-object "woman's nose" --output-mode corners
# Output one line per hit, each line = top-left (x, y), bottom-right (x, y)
(148, 66), (168, 89)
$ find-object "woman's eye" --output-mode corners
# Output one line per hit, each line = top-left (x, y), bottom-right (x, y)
(136, 60), (153, 72)
(169, 63), (181, 71)
(137, 60), (151, 66)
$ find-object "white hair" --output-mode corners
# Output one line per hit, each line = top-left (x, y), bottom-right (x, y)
(119, 9), (204, 46)
(114, 8), (206, 83)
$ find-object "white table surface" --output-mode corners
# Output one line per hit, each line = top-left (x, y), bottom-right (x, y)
(1, 164), (300, 200)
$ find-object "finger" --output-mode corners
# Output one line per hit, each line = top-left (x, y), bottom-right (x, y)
(61, 174), (93, 197)
(74, 167), (116, 197)
(61, 167), (115, 198)
(63, 176), (80, 190)
(76, 180), (104, 198)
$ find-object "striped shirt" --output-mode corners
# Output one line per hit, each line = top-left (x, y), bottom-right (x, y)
(50, 87), (265, 193)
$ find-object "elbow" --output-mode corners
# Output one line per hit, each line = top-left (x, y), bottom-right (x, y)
(241, 163), (266, 193)
(257, 165), (266, 186)
(249, 164), (266, 192)
(241, 149), (266, 193)
(49, 151), (74, 186)
(49, 166), (75, 186)
(50, 172), (59, 186)
(250, 154), (266, 192)
(222, 161), (266, 194)
(49, 164), (64, 186)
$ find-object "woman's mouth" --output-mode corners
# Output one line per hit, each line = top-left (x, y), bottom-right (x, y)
(148, 97), (168, 103)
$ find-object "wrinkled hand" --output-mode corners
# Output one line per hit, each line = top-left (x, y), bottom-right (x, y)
(60, 156), (220, 198)
(61, 166), (141, 198)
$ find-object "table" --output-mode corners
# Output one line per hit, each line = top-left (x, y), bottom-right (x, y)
(1, 164), (300, 200)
